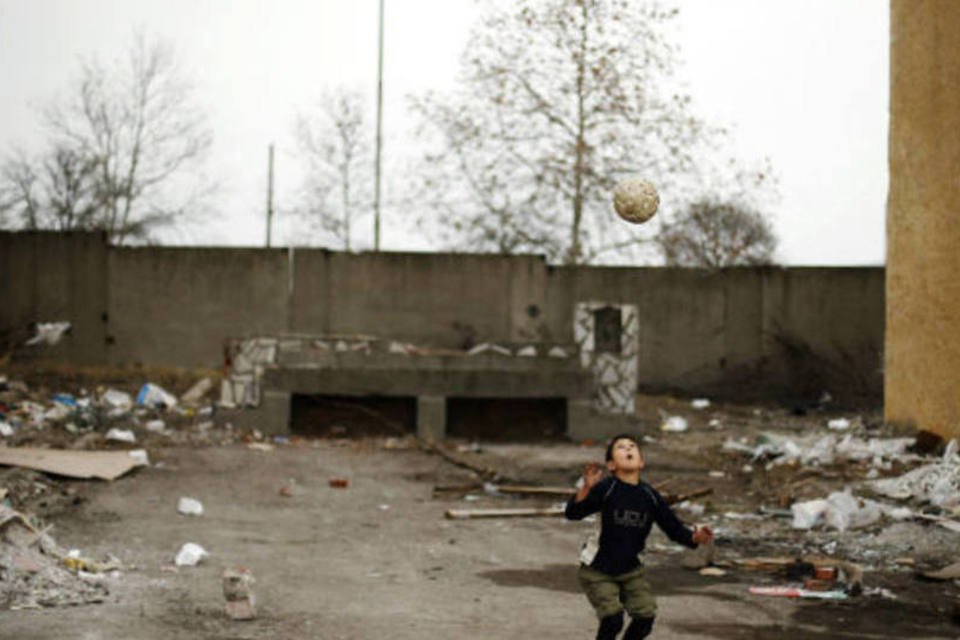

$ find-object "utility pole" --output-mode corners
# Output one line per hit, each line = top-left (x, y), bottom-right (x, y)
(373, 0), (385, 251)
(266, 143), (275, 248)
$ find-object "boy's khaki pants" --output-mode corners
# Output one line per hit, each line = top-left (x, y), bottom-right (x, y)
(577, 564), (657, 619)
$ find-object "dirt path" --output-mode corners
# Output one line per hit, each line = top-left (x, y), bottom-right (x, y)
(3, 443), (957, 639)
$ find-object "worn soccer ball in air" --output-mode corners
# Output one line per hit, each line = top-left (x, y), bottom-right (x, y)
(612, 178), (660, 224)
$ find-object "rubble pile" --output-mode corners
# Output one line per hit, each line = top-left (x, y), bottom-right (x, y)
(722, 431), (920, 470)
(870, 441), (960, 507)
(0, 505), (116, 610)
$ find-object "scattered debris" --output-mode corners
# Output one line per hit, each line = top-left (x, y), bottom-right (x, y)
(467, 343), (511, 357)
(691, 398), (711, 410)
(724, 432), (917, 468)
(180, 378), (213, 405)
(105, 428), (136, 443)
(25, 322), (72, 347)
(136, 383), (178, 410)
(421, 440), (500, 481)
(919, 561), (960, 581)
(0, 448), (148, 481)
(827, 418), (851, 431)
(145, 420), (166, 433)
(177, 497), (204, 516)
(0, 505), (110, 609)
(870, 453), (960, 507)
(328, 478), (349, 489)
(660, 416), (688, 433)
(699, 567), (727, 577)
(174, 542), (208, 567)
(791, 490), (883, 532)
(223, 566), (256, 620)
(101, 389), (133, 416)
(749, 585), (848, 600)
(444, 507), (565, 519)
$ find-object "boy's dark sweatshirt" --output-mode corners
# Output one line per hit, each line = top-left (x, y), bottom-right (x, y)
(565, 476), (697, 576)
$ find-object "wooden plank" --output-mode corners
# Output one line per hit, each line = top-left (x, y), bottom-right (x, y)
(0, 447), (146, 480)
(496, 485), (574, 497)
(444, 507), (565, 520)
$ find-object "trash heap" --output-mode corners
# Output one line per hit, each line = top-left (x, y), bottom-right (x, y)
(722, 421), (960, 536)
(0, 374), (225, 452)
(722, 431), (920, 470)
(870, 440), (960, 508)
(0, 505), (119, 610)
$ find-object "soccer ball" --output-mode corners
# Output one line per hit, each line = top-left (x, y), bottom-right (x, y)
(612, 177), (659, 224)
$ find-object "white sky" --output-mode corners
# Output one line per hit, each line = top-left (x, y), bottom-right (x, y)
(0, 0), (888, 265)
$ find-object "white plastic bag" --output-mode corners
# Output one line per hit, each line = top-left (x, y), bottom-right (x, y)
(175, 543), (208, 567)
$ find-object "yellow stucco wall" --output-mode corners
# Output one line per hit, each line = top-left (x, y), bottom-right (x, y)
(886, 1), (960, 438)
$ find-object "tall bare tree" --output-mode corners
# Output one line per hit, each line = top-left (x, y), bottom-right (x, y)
(293, 89), (371, 250)
(0, 32), (212, 243)
(411, 0), (726, 264)
(411, 0), (778, 265)
(658, 198), (777, 268)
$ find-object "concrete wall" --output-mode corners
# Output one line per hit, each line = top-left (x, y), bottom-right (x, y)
(0, 231), (884, 404)
(0, 231), (107, 365)
(107, 246), (290, 367)
(886, 1), (960, 437)
(289, 250), (548, 348)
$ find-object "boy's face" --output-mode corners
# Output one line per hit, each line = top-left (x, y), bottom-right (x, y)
(606, 438), (644, 473)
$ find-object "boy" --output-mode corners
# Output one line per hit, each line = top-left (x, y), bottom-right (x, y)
(565, 434), (713, 639)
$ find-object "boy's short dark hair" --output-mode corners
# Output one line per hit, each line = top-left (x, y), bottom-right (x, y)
(605, 433), (642, 461)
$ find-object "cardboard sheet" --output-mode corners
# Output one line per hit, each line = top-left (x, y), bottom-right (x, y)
(0, 447), (147, 480)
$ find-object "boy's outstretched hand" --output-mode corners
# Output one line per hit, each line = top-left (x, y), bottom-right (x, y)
(572, 462), (605, 503)
(692, 525), (714, 546)
(582, 462), (604, 489)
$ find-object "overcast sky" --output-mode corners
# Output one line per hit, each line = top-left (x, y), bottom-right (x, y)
(0, 0), (888, 265)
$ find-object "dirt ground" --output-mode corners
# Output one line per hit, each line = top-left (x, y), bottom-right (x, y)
(2, 367), (959, 639)
(3, 411), (960, 639)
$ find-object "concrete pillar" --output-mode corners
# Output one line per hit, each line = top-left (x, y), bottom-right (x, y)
(886, 1), (960, 438)
(417, 395), (446, 441)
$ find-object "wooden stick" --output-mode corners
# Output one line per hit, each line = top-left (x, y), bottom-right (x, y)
(432, 483), (484, 494)
(496, 485), (575, 497)
(665, 487), (713, 505)
(445, 507), (565, 520)
(421, 441), (500, 480)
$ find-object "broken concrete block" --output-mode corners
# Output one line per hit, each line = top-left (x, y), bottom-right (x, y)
(222, 566), (255, 600)
(223, 566), (256, 620)
(225, 598), (257, 620)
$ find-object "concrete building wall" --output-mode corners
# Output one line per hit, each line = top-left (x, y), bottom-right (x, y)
(886, 1), (960, 437)
(106, 246), (290, 368)
(0, 231), (107, 365)
(0, 231), (884, 403)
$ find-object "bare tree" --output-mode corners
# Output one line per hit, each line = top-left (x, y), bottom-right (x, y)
(293, 89), (371, 250)
(0, 32), (212, 243)
(657, 198), (777, 268)
(0, 152), (41, 230)
(411, 0), (750, 264)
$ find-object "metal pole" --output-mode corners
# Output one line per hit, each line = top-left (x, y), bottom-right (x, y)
(266, 143), (275, 247)
(373, 0), (384, 251)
